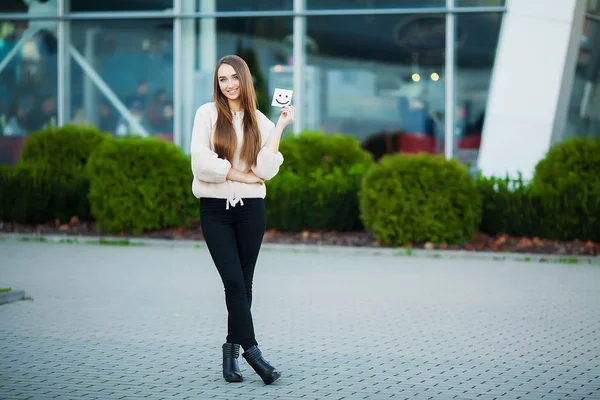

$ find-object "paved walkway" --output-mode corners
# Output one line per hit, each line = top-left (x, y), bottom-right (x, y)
(0, 240), (599, 400)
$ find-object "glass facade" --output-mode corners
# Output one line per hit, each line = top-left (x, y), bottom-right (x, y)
(454, 12), (502, 167)
(306, 1), (445, 10)
(68, 19), (174, 137)
(307, 13), (447, 158)
(564, 0), (600, 140)
(0, 0), (507, 167)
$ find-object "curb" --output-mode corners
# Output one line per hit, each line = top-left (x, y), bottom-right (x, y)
(0, 289), (26, 305)
(1, 232), (598, 265)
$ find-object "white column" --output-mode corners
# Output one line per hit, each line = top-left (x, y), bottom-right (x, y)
(293, 0), (305, 134)
(199, 0), (217, 72)
(58, 0), (70, 125)
(175, 0), (215, 154)
(173, 0), (183, 148)
(444, 0), (455, 160)
(477, 0), (586, 180)
(83, 29), (98, 126)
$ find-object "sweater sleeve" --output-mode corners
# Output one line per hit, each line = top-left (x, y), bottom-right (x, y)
(190, 104), (232, 183)
(252, 114), (284, 181)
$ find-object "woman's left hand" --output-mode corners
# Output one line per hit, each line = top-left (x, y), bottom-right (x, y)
(276, 105), (296, 128)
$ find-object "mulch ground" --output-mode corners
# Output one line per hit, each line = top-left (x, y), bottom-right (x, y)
(1, 219), (598, 257)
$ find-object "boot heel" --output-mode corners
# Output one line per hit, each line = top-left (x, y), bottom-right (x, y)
(222, 343), (243, 382)
(242, 346), (281, 385)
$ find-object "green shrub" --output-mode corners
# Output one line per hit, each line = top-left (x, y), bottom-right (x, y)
(86, 136), (197, 235)
(477, 174), (544, 238)
(359, 154), (482, 246)
(264, 130), (373, 232)
(20, 124), (109, 174)
(265, 163), (368, 232)
(0, 165), (15, 221)
(279, 130), (373, 175)
(532, 136), (600, 194)
(1, 162), (90, 224)
(530, 136), (600, 241)
(4, 124), (109, 224)
(478, 173), (600, 242)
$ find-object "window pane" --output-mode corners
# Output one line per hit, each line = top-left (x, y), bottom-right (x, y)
(307, 0), (445, 9)
(306, 14), (446, 159)
(456, 0), (505, 7)
(69, 19), (173, 139)
(454, 12), (503, 172)
(0, 20), (57, 165)
(216, 0), (292, 12)
(70, 0), (173, 12)
(564, 17), (600, 140)
(0, 0), (57, 15)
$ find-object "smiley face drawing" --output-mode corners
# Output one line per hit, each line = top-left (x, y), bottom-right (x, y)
(271, 88), (293, 107)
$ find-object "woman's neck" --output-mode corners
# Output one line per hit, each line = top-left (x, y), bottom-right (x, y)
(228, 100), (242, 112)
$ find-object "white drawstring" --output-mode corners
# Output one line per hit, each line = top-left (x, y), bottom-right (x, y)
(225, 197), (244, 210)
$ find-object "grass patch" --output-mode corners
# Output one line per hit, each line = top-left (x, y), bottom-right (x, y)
(59, 238), (79, 244)
(0, 287), (12, 293)
(555, 257), (578, 264)
(82, 238), (145, 247)
(20, 236), (47, 243)
(395, 247), (413, 256)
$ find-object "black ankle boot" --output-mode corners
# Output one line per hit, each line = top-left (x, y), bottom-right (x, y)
(242, 345), (281, 385)
(222, 343), (243, 382)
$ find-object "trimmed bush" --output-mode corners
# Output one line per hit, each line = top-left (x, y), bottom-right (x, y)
(478, 174), (600, 242)
(264, 130), (373, 232)
(3, 162), (91, 224)
(477, 175), (544, 238)
(1, 125), (107, 224)
(278, 130), (373, 174)
(359, 154), (482, 246)
(20, 124), (109, 174)
(265, 163), (369, 232)
(0, 165), (14, 221)
(530, 136), (600, 241)
(86, 136), (197, 235)
(532, 136), (600, 195)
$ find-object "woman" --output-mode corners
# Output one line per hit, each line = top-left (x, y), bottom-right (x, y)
(190, 54), (295, 385)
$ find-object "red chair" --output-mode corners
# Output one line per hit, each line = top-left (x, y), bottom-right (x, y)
(398, 133), (437, 154)
(456, 134), (481, 150)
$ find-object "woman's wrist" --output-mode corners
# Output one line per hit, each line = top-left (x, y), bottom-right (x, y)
(226, 168), (248, 183)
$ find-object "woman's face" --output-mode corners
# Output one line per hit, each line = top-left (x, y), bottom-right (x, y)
(217, 63), (241, 102)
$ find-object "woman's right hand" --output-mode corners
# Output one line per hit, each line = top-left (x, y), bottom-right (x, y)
(244, 171), (264, 185)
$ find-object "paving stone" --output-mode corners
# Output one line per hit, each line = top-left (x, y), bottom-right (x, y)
(1, 241), (599, 399)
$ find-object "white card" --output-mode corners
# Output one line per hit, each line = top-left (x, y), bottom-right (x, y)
(271, 88), (293, 107)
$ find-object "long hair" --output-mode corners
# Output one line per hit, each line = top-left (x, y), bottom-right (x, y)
(212, 55), (261, 168)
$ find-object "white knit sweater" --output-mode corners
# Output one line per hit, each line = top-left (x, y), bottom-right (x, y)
(190, 102), (284, 208)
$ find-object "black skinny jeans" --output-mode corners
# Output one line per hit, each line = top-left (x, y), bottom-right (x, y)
(200, 197), (266, 348)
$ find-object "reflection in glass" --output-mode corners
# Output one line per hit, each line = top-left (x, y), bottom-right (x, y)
(305, 14), (446, 160)
(456, 0), (505, 7)
(69, 19), (174, 138)
(0, 19), (57, 165)
(587, 0), (600, 14)
(454, 12), (502, 171)
(2, 0), (60, 14)
(306, 0), (445, 10)
(216, 0), (292, 12)
(564, 16), (600, 139)
(70, 0), (172, 12)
